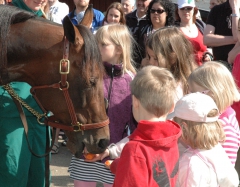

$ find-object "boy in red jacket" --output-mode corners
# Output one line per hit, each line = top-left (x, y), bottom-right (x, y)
(110, 66), (182, 187)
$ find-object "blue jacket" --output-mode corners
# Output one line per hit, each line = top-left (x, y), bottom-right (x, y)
(68, 8), (104, 33)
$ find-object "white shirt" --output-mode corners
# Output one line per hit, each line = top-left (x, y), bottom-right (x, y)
(176, 143), (239, 187)
(49, 1), (69, 24)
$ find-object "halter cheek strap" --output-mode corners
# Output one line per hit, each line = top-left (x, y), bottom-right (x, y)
(30, 37), (109, 133)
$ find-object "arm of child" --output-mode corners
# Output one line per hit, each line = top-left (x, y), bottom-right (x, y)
(84, 136), (130, 162)
(108, 136), (130, 159)
(228, 41), (240, 64)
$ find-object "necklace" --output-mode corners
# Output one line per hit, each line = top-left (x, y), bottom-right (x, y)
(185, 27), (192, 33)
(180, 23), (192, 33)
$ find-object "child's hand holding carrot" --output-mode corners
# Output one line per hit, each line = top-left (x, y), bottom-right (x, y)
(104, 160), (113, 169)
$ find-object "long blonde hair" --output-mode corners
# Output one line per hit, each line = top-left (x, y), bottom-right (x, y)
(188, 61), (240, 112)
(146, 27), (196, 94)
(95, 24), (136, 74)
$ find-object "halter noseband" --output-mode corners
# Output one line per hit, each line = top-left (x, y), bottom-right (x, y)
(30, 37), (109, 133)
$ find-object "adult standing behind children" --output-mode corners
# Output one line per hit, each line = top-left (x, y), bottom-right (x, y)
(0, 1), (50, 187)
(68, 0), (104, 33)
(175, 0), (212, 66)
(68, 24), (136, 187)
(188, 61), (240, 165)
(203, 0), (240, 62)
(48, 0), (69, 24)
(110, 66), (181, 187)
(173, 93), (239, 187)
(102, 2), (126, 25)
(126, 0), (152, 68)
(142, 0), (175, 37)
(121, 0), (135, 14)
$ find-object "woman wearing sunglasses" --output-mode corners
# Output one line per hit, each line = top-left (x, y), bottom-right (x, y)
(175, 0), (213, 66)
(144, 0), (175, 36)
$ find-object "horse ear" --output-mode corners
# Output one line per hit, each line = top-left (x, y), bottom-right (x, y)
(79, 4), (93, 28)
(63, 16), (84, 48)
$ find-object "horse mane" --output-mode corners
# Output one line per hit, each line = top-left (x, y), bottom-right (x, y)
(0, 5), (35, 71)
(75, 24), (103, 82)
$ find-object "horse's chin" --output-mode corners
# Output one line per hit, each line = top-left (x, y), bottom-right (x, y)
(66, 139), (84, 157)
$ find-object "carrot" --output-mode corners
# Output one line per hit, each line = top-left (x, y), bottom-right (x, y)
(84, 153), (95, 160)
(105, 160), (112, 167)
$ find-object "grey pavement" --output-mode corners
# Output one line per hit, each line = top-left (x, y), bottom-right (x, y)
(50, 139), (103, 187)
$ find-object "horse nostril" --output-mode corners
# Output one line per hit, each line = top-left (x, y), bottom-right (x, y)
(98, 139), (109, 149)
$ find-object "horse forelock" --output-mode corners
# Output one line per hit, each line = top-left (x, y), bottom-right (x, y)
(75, 25), (103, 82)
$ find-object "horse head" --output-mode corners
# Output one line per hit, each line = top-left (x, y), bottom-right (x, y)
(1, 5), (110, 157)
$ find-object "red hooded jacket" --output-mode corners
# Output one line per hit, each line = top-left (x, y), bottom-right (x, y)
(110, 120), (181, 187)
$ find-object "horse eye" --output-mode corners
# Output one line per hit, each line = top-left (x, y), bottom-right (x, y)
(89, 77), (96, 87)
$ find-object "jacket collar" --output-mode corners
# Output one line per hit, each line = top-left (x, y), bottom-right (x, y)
(104, 62), (123, 77)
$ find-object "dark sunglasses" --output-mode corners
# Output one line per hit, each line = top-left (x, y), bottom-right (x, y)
(180, 7), (193, 11)
(150, 9), (165, 14)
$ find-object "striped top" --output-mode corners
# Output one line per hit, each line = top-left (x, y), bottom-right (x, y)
(69, 157), (115, 184)
(219, 107), (240, 165)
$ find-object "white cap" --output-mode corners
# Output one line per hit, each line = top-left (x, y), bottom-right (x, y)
(178, 0), (195, 8)
(172, 92), (219, 122)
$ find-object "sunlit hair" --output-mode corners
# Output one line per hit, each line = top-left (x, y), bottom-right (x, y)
(175, 7), (198, 23)
(95, 24), (136, 74)
(188, 61), (240, 112)
(174, 109), (225, 149)
(146, 0), (175, 26)
(131, 66), (177, 117)
(103, 2), (126, 25)
(146, 26), (196, 94)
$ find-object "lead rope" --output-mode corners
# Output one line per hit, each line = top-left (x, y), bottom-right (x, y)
(2, 84), (47, 124)
(3, 84), (53, 187)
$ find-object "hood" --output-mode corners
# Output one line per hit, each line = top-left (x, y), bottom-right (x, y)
(129, 120), (181, 148)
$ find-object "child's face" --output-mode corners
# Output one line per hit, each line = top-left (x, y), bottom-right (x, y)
(98, 36), (122, 64)
(146, 47), (166, 67)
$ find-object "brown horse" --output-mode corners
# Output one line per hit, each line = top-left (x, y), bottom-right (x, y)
(0, 5), (109, 158)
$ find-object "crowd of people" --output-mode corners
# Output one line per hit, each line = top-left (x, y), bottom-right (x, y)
(1, 0), (240, 186)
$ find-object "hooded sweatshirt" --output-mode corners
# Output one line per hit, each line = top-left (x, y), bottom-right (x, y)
(176, 144), (239, 187)
(110, 120), (181, 187)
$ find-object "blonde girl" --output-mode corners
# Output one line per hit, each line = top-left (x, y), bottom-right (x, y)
(173, 92), (239, 187)
(188, 61), (240, 165)
(68, 24), (136, 187)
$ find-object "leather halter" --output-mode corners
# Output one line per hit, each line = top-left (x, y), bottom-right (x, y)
(30, 37), (109, 132)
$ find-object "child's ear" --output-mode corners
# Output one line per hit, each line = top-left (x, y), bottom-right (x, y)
(169, 104), (175, 113)
(132, 95), (139, 109)
(115, 46), (123, 55)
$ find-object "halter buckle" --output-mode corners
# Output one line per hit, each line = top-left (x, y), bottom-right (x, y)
(72, 122), (84, 134)
(59, 59), (70, 74)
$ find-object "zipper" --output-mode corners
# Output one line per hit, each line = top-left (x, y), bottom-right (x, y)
(106, 65), (114, 113)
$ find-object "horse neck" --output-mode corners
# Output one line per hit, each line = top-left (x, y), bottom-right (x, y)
(6, 19), (65, 85)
